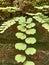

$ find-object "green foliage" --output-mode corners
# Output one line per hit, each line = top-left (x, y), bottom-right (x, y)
(23, 61), (35, 65)
(26, 18), (32, 24)
(33, 13), (48, 23)
(15, 43), (27, 50)
(17, 25), (26, 32)
(26, 12), (49, 32)
(14, 16), (37, 65)
(15, 32), (26, 40)
(18, 16), (26, 24)
(1, 7), (49, 65)
(0, 18), (16, 33)
(1, 12), (49, 64)
(25, 47), (36, 55)
(26, 23), (35, 28)
(25, 37), (36, 44)
(0, 0), (49, 65)
(42, 23), (49, 31)
(15, 54), (26, 63)
(25, 29), (36, 35)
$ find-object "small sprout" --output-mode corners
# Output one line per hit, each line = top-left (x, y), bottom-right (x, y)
(25, 47), (36, 55)
(17, 25), (26, 32)
(26, 23), (35, 28)
(16, 32), (26, 40)
(15, 43), (27, 50)
(42, 23), (49, 30)
(25, 29), (36, 35)
(18, 16), (26, 24)
(26, 18), (32, 24)
(25, 37), (36, 44)
(15, 54), (26, 63)
(23, 61), (35, 65)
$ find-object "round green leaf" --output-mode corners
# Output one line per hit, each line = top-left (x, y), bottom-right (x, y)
(25, 29), (36, 35)
(26, 18), (32, 24)
(26, 23), (35, 28)
(16, 32), (26, 40)
(25, 47), (36, 55)
(17, 25), (26, 32)
(15, 43), (27, 50)
(23, 61), (35, 65)
(25, 37), (36, 44)
(15, 54), (26, 63)
(18, 16), (26, 24)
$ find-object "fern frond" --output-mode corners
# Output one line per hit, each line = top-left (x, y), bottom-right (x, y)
(0, 17), (19, 33)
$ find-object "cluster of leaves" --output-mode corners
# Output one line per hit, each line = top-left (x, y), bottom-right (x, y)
(0, 12), (49, 65)
(0, 0), (49, 64)
(15, 16), (36, 65)
(0, 5), (49, 65)
(14, 13), (49, 65)
(33, 13), (49, 31)
(0, 17), (17, 33)
(0, 15), (36, 65)
(26, 12), (49, 32)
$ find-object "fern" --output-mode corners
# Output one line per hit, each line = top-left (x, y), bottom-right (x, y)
(26, 12), (49, 31)
(15, 16), (36, 65)
(0, 17), (19, 33)
(0, 12), (49, 65)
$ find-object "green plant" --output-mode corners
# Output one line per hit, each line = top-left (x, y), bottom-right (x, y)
(23, 61), (35, 65)
(15, 16), (36, 65)
(0, 5), (49, 65)
(15, 54), (26, 63)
